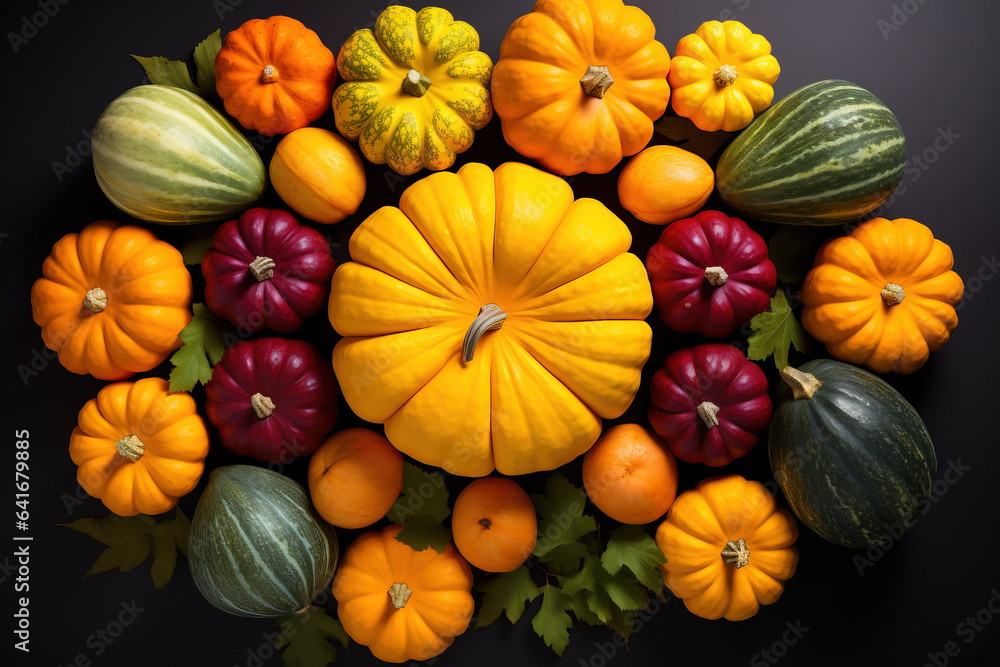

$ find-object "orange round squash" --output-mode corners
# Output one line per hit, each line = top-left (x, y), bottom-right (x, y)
(618, 146), (714, 225)
(452, 478), (537, 573)
(655, 474), (798, 621)
(333, 524), (474, 663)
(308, 429), (404, 529)
(69, 377), (210, 516)
(215, 16), (336, 136)
(582, 424), (678, 525)
(491, 0), (672, 175)
(800, 217), (964, 374)
(30, 221), (192, 381)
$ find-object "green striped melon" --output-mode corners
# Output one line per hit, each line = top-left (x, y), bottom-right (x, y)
(92, 85), (265, 224)
(189, 465), (338, 618)
(715, 80), (906, 225)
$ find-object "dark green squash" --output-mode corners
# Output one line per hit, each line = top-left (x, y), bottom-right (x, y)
(768, 360), (936, 548)
(188, 465), (339, 617)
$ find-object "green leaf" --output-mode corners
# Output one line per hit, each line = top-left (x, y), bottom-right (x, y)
(608, 604), (636, 644)
(653, 113), (738, 162)
(747, 291), (812, 370)
(386, 463), (451, 553)
(536, 540), (590, 570)
(566, 594), (602, 626)
(532, 473), (597, 557)
(172, 506), (191, 557)
(168, 304), (229, 392)
(474, 565), (540, 628)
(193, 29), (222, 98)
(131, 55), (199, 93)
(275, 606), (350, 667)
(560, 554), (601, 596)
(530, 584), (574, 657)
(180, 235), (215, 265)
(768, 226), (826, 285)
(601, 525), (667, 593)
(149, 522), (178, 590)
(595, 563), (647, 612)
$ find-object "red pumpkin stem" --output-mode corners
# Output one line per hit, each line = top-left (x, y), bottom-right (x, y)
(704, 266), (729, 286)
(721, 538), (750, 568)
(401, 69), (432, 97)
(249, 256), (276, 281)
(697, 401), (721, 428)
(115, 434), (145, 463)
(881, 282), (905, 305)
(580, 65), (614, 99)
(388, 582), (413, 609)
(463, 304), (507, 363)
(83, 286), (108, 313)
(713, 64), (738, 87)
(251, 393), (276, 418)
(261, 65), (279, 84)
(780, 366), (822, 400)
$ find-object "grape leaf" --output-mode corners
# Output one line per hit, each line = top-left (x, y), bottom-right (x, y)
(193, 29), (222, 98)
(386, 463), (451, 553)
(131, 55), (198, 92)
(168, 304), (229, 392)
(768, 226), (827, 285)
(180, 235), (215, 265)
(474, 565), (540, 628)
(653, 113), (738, 161)
(531, 584), (574, 657)
(274, 606), (350, 667)
(747, 291), (811, 370)
(608, 604), (636, 644)
(601, 525), (667, 593)
(531, 474), (597, 558)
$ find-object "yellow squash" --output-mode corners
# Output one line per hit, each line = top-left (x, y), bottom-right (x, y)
(328, 162), (653, 476)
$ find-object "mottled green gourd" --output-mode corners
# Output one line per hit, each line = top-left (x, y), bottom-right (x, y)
(768, 360), (937, 548)
(188, 465), (338, 618)
(92, 85), (266, 224)
(715, 80), (906, 225)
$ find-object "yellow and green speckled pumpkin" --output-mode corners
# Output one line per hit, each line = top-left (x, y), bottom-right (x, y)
(332, 5), (493, 176)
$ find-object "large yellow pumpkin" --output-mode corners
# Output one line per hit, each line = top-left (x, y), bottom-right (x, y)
(328, 162), (653, 477)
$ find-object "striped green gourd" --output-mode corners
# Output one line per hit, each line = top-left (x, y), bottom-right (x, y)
(715, 80), (906, 225)
(92, 85), (265, 224)
(189, 465), (338, 618)
(768, 360), (936, 548)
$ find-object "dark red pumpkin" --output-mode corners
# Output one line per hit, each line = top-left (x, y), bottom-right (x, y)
(205, 338), (339, 462)
(646, 211), (776, 338)
(648, 343), (771, 467)
(202, 208), (335, 333)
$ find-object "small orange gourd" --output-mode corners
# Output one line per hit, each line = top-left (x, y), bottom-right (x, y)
(800, 217), (964, 374)
(451, 478), (537, 573)
(333, 524), (475, 663)
(655, 474), (798, 621)
(69, 378), (210, 516)
(215, 16), (336, 136)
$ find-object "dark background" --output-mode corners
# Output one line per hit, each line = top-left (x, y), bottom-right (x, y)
(3, 0), (999, 665)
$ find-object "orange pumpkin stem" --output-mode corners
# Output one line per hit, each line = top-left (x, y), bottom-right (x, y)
(261, 65), (279, 84)
(580, 65), (614, 99)
(249, 256), (276, 281)
(251, 392), (276, 418)
(115, 434), (146, 463)
(401, 69), (432, 97)
(713, 64), (738, 87)
(721, 538), (750, 568)
(83, 287), (108, 313)
(478, 518), (492, 530)
(704, 266), (729, 286)
(462, 304), (507, 363)
(881, 282), (905, 305)
(697, 401), (721, 428)
(780, 366), (822, 400)
(388, 582), (413, 609)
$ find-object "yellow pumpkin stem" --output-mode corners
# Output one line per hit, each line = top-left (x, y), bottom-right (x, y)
(251, 393), (276, 419)
(697, 401), (721, 428)
(881, 282), (905, 305)
(704, 266), (729, 286)
(580, 65), (614, 99)
(713, 64), (738, 87)
(780, 366), (822, 400)
(388, 582), (413, 609)
(83, 287), (108, 313)
(115, 434), (146, 463)
(401, 70), (432, 97)
(249, 256), (276, 281)
(462, 304), (507, 363)
(721, 538), (750, 568)
(261, 65), (279, 84)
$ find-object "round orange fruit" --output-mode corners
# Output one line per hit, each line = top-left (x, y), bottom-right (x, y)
(617, 145), (714, 225)
(451, 477), (537, 573)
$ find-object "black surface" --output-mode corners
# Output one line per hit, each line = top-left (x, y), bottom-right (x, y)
(3, 0), (1000, 666)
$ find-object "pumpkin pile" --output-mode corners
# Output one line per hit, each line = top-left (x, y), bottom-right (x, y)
(34, 2), (964, 665)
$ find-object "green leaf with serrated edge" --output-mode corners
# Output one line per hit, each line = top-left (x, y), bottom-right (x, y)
(608, 604), (635, 644)
(131, 55), (199, 93)
(387, 463), (451, 553)
(586, 586), (614, 624)
(168, 304), (229, 392)
(474, 565), (540, 628)
(180, 235), (215, 265)
(531, 584), (573, 657)
(149, 522), (178, 590)
(601, 525), (667, 593)
(567, 594), (602, 626)
(560, 554), (601, 597)
(747, 290), (811, 370)
(531, 473), (597, 557)
(84, 534), (152, 577)
(536, 540), (589, 569)
(193, 29), (222, 98)
(274, 606), (349, 667)
(172, 507), (190, 557)
(653, 112), (738, 162)
(60, 515), (156, 545)
(394, 518), (451, 554)
(768, 225), (826, 285)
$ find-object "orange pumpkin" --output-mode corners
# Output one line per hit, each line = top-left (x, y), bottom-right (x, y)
(617, 145), (714, 225)
(215, 16), (336, 136)
(800, 217), (964, 374)
(655, 474), (798, 621)
(333, 524), (475, 663)
(451, 478), (537, 573)
(30, 221), (192, 381)
(69, 377), (210, 516)
(491, 0), (672, 175)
